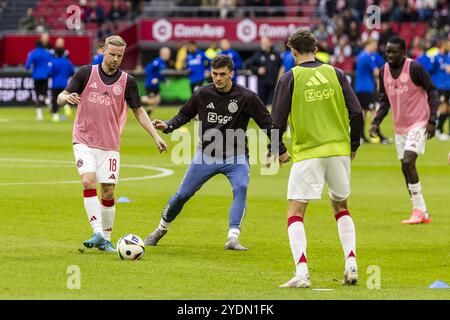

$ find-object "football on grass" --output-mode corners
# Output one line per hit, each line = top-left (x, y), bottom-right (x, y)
(117, 234), (145, 260)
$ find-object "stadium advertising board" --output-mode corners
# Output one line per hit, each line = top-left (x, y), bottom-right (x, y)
(0, 73), (38, 106)
(140, 18), (308, 43)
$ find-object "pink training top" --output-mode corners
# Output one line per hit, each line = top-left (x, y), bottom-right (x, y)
(384, 58), (430, 135)
(73, 65), (128, 151)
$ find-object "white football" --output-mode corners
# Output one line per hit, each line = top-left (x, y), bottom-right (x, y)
(117, 234), (145, 260)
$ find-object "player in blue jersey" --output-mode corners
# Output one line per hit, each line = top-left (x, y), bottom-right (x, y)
(48, 47), (75, 121)
(185, 41), (210, 94)
(219, 39), (242, 82)
(142, 47), (171, 115)
(430, 41), (450, 140)
(354, 39), (390, 143)
(26, 40), (53, 121)
(92, 42), (104, 65)
(416, 43), (433, 75)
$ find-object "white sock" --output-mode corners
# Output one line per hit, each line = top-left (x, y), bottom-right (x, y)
(408, 182), (427, 214)
(228, 228), (240, 239)
(158, 218), (170, 231)
(101, 199), (115, 241)
(36, 108), (43, 120)
(287, 216), (308, 278)
(336, 211), (357, 270)
(83, 189), (103, 235)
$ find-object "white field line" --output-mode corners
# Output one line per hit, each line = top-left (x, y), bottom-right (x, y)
(0, 158), (174, 186)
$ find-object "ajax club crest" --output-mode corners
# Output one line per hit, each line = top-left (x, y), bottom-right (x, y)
(228, 100), (238, 113)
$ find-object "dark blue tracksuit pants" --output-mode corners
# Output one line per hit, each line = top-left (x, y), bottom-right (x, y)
(162, 151), (250, 230)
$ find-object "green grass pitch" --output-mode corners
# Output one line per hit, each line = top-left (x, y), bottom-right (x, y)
(0, 106), (449, 300)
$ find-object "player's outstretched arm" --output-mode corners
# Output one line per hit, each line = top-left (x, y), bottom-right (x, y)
(57, 90), (81, 106)
(132, 107), (168, 153)
(152, 119), (169, 131)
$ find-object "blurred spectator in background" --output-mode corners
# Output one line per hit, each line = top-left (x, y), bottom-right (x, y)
(245, 36), (282, 106)
(332, 35), (352, 63)
(25, 40), (53, 121)
(129, 0), (143, 20)
(186, 41), (210, 93)
(142, 47), (171, 115)
(0, 1), (6, 16)
(92, 41), (105, 65)
(49, 46), (75, 122)
(97, 22), (113, 40)
(108, 0), (126, 22)
(409, 36), (422, 59)
(175, 42), (188, 71)
(378, 22), (397, 54)
(418, 0), (437, 22)
(312, 23), (329, 42)
(19, 7), (37, 31)
(84, 0), (105, 25)
(315, 40), (331, 64)
(218, 0), (236, 18)
(243, 0), (266, 18)
(205, 41), (220, 60)
(392, 0), (419, 22)
(219, 39), (242, 82)
(347, 21), (361, 50)
(35, 16), (50, 33)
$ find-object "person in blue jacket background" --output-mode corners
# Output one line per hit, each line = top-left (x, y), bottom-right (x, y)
(142, 47), (171, 115)
(186, 41), (210, 94)
(92, 41), (104, 65)
(429, 40), (450, 140)
(416, 43), (433, 75)
(26, 40), (52, 121)
(49, 47), (75, 122)
(219, 39), (242, 82)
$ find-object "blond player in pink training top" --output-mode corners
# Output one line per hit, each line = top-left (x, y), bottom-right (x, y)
(370, 36), (439, 225)
(57, 35), (167, 252)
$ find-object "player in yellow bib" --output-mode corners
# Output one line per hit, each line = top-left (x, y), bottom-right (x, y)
(270, 30), (364, 288)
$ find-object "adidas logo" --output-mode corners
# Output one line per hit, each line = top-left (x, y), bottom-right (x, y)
(108, 174), (116, 180)
(102, 91), (109, 96)
(89, 216), (97, 222)
(206, 102), (215, 109)
(306, 71), (329, 86)
(89, 82), (98, 89)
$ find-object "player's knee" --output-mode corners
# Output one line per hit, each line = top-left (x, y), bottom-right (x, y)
(233, 182), (248, 196)
(81, 177), (96, 189)
(101, 188), (114, 200)
(402, 155), (416, 170)
(329, 191), (348, 203)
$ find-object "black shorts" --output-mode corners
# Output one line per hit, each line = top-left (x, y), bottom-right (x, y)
(34, 79), (48, 98)
(356, 92), (378, 110)
(438, 90), (450, 104)
(146, 87), (160, 96)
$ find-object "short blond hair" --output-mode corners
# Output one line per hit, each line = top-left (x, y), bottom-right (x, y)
(105, 35), (127, 48)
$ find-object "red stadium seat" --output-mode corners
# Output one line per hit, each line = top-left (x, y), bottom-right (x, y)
(415, 23), (428, 37)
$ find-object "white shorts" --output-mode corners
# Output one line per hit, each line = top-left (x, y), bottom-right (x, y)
(395, 127), (426, 160)
(287, 156), (351, 202)
(73, 143), (120, 184)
